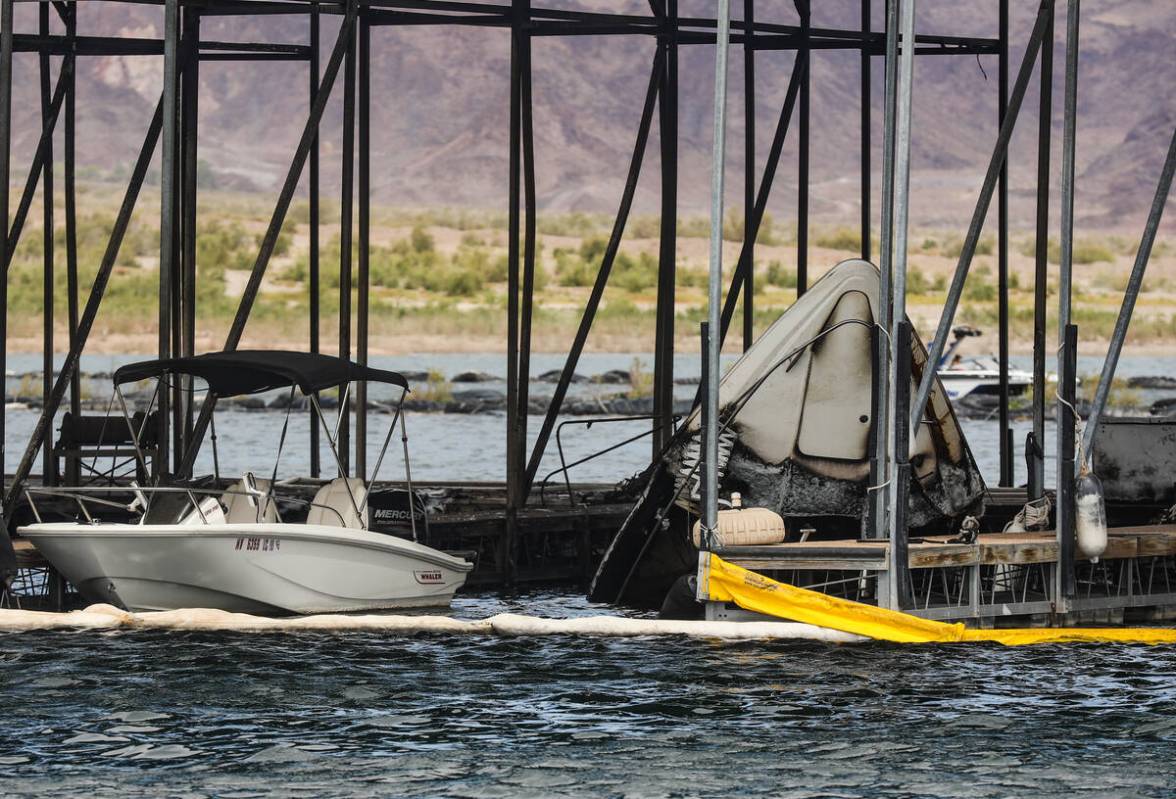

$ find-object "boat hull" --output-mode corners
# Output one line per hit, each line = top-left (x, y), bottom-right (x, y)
(18, 522), (473, 614)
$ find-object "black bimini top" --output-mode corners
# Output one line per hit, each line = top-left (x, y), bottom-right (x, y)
(113, 350), (409, 398)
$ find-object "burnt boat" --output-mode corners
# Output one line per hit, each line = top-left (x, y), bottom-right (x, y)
(590, 259), (986, 606)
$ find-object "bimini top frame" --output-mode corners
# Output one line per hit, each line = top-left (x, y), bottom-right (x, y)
(109, 350), (414, 534)
(113, 350), (408, 397)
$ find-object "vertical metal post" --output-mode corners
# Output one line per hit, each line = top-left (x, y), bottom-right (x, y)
(870, 0), (899, 541)
(356, 13), (370, 480)
(309, 6), (321, 478)
(653, 0), (677, 458)
(64, 0), (80, 486)
(516, 0), (537, 517)
(503, 0), (528, 586)
(1030, 2), (1053, 500)
(1082, 131), (1176, 465)
(741, 0), (754, 350)
(1056, 323), (1078, 606)
(157, 0), (180, 479)
(860, 0), (871, 262)
(890, 321), (913, 610)
(795, 0), (810, 296)
(1055, 0), (1078, 602)
(997, 0), (1012, 486)
(0, 0), (14, 579)
(704, 0), (733, 538)
(39, 2), (54, 485)
(885, 0), (916, 610)
(180, 9), (199, 458)
(338, 6), (356, 477)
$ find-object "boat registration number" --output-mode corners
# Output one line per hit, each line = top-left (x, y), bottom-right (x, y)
(235, 537), (281, 552)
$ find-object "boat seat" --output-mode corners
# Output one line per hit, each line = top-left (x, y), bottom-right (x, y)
(307, 477), (368, 529)
(220, 473), (279, 524)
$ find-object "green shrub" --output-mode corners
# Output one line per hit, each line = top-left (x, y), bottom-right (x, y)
(814, 226), (862, 253)
(766, 260), (797, 288)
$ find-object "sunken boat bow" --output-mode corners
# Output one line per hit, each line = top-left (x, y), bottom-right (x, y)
(591, 260), (986, 606)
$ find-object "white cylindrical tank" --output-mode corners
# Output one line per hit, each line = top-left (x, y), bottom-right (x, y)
(692, 493), (788, 548)
(1075, 472), (1108, 562)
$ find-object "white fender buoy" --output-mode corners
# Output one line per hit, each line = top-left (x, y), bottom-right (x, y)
(1075, 470), (1108, 562)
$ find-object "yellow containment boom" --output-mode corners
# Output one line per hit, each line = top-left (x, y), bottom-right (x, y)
(701, 552), (1176, 645)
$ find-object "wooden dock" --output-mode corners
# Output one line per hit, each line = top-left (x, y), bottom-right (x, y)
(712, 526), (1176, 626)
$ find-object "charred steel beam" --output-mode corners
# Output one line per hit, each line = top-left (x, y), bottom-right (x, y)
(13, 33), (310, 57)
(309, 5), (321, 478)
(4, 99), (165, 517)
(38, 2), (53, 484)
(909, 0), (1054, 432)
(796, 0), (809, 295)
(64, 0), (80, 485)
(157, 0), (180, 477)
(515, 3), (538, 509)
(180, 6), (357, 476)
(652, 0), (677, 459)
(356, 12), (370, 479)
(521, 47), (665, 499)
(717, 52), (806, 344)
(1029, 2), (1053, 500)
(180, 8), (200, 451)
(339, 2), (357, 477)
(997, 0), (1012, 486)
(0, 0), (11, 574)
(741, 0), (754, 351)
(860, 0), (870, 262)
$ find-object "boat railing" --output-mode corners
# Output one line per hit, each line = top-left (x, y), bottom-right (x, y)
(21, 485), (351, 529)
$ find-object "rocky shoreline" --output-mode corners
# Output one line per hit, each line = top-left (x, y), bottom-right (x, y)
(7, 369), (1176, 420)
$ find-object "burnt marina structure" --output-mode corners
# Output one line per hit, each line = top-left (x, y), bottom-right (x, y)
(1, 1), (1174, 622)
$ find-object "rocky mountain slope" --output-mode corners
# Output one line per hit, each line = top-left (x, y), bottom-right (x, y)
(6, 0), (1174, 232)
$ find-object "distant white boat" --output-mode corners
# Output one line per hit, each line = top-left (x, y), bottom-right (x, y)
(937, 327), (1033, 400)
(19, 350), (473, 614)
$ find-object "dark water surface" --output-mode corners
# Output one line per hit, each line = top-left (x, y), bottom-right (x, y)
(2, 594), (1176, 798)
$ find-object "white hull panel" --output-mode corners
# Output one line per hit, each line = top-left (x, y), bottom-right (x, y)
(19, 523), (472, 614)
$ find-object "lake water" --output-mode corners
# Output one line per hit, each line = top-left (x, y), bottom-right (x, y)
(3, 352), (1176, 797)
(2, 624), (1175, 797)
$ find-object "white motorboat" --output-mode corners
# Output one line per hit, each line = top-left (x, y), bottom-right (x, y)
(18, 350), (473, 614)
(936, 326), (1033, 400)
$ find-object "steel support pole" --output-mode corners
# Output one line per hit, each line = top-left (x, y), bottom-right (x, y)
(1030, 3), (1053, 500)
(64, 0), (79, 486)
(180, 9), (200, 457)
(1054, 0), (1079, 604)
(860, 0), (870, 262)
(309, 6), (321, 478)
(516, 3), (537, 512)
(338, 7), (356, 478)
(795, 0), (810, 296)
(909, 0), (1053, 431)
(522, 49), (664, 497)
(997, 0), (1012, 486)
(870, 0), (899, 540)
(5, 100), (165, 517)
(0, 0), (11, 567)
(1082, 130), (1176, 466)
(703, 0), (733, 538)
(885, 0), (916, 610)
(652, 0), (677, 458)
(741, 0), (754, 350)
(180, 10), (356, 476)
(157, 0), (180, 479)
(503, 0), (527, 585)
(39, 3), (54, 485)
(1057, 323), (1077, 605)
(356, 13), (370, 480)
